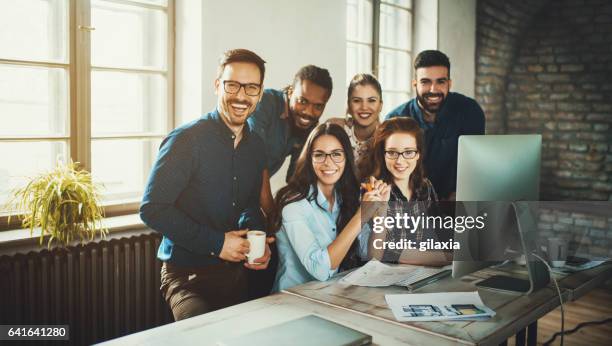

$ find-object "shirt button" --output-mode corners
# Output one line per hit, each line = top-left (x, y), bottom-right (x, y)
(231, 135), (236, 139)
(232, 202), (236, 206)
(233, 176), (237, 180)
(210, 252), (215, 256)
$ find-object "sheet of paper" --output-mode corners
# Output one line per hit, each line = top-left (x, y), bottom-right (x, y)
(339, 260), (421, 287)
(385, 291), (496, 322)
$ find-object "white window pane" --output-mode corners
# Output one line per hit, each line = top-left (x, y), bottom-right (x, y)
(381, 91), (410, 117)
(0, 141), (68, 210)
(346, 0), (373, 44)
(378, 49), (410, 92)
(382, 0), (411, 9)
(380, 4), (411, 50)
(91, 71), (167, 135)
(92, 0), (167, 69)
(92, 139), (161, 201)
(0, 64), (68, 136)
(346, 42), (373, 85)
(0, 0), (68, 62)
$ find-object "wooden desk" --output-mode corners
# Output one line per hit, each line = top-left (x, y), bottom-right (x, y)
(473, 262), (612, 301)
(285, 263), (612, 345)
(558, 263), (612, 300)
(98, 292), (461, 346)
(285, 269), (566, 346)
(99, 264), (611, 346)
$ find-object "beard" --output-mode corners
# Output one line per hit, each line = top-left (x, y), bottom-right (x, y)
(288, 112), (319, 140)
(219, 97), (253, 126)
(416, 91), (447, 114)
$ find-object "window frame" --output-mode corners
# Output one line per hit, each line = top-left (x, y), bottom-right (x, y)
(0, 0), (175, 230)
(346, 0), (413, 104)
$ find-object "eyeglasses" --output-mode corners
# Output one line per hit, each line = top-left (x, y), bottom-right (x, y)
(384, 150), (418, 160)
(312, 150), (345, 163)
(222, 80), (262, 96)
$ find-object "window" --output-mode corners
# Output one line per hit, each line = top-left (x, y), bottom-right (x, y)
(0, 0), (174, 221)
(346, 0), (412, 116)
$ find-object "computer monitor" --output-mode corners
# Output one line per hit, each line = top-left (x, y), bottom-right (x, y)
(455, 135), (541, 202)
(452, 134), (548, 293)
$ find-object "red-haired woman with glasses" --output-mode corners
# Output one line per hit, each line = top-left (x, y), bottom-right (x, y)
(361, 117), (451, 266)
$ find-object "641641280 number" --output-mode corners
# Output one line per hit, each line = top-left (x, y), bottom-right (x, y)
(0, 325), (69, 340)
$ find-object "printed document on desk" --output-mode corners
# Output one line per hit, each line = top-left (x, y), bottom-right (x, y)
(339, 260), (421, 287)
(385, 292), (496, 322)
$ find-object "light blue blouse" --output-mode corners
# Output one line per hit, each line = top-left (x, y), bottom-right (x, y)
(272, 185), (343, 292)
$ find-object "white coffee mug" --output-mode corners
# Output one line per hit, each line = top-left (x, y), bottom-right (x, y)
(246, 230), (266, 264)
(548, 237), (567, 268)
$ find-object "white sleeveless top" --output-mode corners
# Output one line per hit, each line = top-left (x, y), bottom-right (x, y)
(342, 117), (374, 165)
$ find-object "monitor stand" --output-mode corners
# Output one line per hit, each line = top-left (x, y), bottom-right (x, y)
(478, 202), (549, 294)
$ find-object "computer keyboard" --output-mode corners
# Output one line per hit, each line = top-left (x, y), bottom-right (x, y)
(394, 267), (451, 287)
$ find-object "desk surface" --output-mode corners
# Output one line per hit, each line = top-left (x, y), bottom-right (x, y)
(286, 263), (612, 346)
(100, 263), (611, 346)
(99, 292), (462, 346)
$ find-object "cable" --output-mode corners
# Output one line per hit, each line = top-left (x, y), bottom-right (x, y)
(531, 252), (564, 346)
(543, 317), (612, 345)
(491, 259), (512, 268)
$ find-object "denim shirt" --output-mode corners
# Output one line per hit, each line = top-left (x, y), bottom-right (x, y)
(385, 92), (485, 199)
(140, 109), (266, 267)
(247, 88), (303, 179)
(272, 185), (341, 292)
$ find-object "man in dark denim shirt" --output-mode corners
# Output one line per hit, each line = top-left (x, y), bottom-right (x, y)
(386, 50), (485, 200)
(245, 65), (333, 299)
(248, 65), (333, 182)
(140, 49), (272, 320)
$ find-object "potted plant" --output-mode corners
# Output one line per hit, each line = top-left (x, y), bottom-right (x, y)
(8, 160), (107, 247)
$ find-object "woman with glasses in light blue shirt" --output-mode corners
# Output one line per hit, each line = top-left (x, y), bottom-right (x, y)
(271, 123), (389, 292)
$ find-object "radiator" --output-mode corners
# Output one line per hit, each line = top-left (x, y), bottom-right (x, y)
(0, 233), (173, 345)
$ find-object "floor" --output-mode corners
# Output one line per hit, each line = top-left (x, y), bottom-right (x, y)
(504, 286), (612, 345)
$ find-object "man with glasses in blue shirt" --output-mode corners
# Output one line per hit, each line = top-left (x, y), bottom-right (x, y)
(386, 50), (485, 201)
(140, 49), (273, 321)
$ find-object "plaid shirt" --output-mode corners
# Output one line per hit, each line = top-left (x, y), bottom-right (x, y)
(382, 179), (438, 263)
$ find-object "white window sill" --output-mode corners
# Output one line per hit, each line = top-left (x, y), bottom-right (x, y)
(0, 214), (154, 256)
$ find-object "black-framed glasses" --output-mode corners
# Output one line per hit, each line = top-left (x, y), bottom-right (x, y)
(312, 150), (345, 163)
(222, 80), (262, 96)
(384, 150), (418, 160)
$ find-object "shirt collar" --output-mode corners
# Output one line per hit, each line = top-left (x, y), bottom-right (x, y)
(390, 183), (410, 201)
(410, 100), (434, 130)
(280, 90), (289, 120)
(411, 94), (452, 129)
(209, 108), (252, 140)
(308, 184), (340, 214)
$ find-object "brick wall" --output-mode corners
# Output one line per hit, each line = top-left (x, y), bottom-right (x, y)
(476, 0), (612, 201)
(537, 206), (612, 258)
(475, 0), (549, 134)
